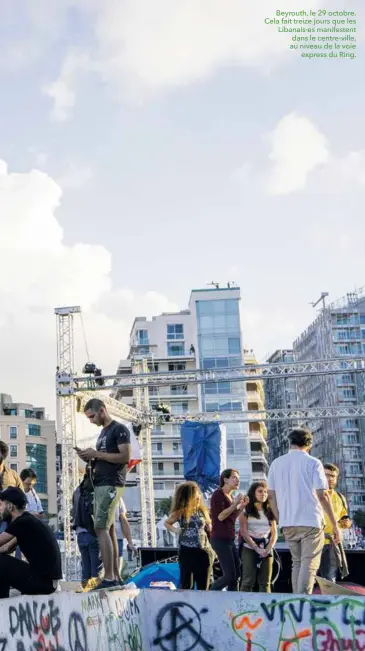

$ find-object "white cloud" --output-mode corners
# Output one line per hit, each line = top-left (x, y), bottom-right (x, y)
(43, 50), (92, 121)
(57, 162), (94, 189)
(265, 112), (330, 195)
(0, 159), (179, 416)
(45, 0), (330, 113)
(232, 114), (365, 195)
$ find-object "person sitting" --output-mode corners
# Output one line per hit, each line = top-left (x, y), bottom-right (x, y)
(20, 468), (45, 519)
(0, 487), (62, 598)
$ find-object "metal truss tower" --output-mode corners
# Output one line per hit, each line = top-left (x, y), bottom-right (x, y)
(133, 359), (156, 547)
(55, 306), (81, 580)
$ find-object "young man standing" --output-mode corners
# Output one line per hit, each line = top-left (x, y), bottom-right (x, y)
(319, 463), (352, 582)
(0, 487), (62, 598)
(268, 428), (340, 594)
(76, 398), (131, 590)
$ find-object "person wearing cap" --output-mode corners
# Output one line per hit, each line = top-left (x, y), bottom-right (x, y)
(0, 487), (62, 598)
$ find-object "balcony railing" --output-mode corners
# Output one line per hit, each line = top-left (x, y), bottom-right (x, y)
(152, 469), (183, 476)
(152, 450), (182, 457)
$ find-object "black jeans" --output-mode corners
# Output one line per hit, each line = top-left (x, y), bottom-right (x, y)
(0, 555), (56, 599)
(210, 538), (240, 591)
(77, 531), (102, 582)
(179, 547), (213, 590)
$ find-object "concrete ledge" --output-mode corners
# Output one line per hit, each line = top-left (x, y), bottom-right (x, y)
(0, 587), (364, 650)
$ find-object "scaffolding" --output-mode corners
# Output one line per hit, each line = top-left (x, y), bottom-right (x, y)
(56, 306), (365, 576)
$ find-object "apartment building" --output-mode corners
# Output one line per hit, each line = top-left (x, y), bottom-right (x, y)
(243, 350), (269, 481)
(115, 286), (252, 518)
(264, 349), (298, 463)
(293, 289), (365, 513)
(0, 393), (57, 517)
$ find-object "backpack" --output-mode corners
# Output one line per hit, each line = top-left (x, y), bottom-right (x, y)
(72, 479), (96, 536)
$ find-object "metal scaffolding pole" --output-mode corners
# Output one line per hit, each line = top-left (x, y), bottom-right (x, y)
(55, 306), (80, 580)
(133, 359), (156, 547)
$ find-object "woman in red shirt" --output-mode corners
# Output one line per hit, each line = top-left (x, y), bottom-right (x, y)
(210, 469), (248, 591)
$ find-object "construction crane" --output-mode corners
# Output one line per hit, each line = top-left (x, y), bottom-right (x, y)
(56, 305), (365, 579)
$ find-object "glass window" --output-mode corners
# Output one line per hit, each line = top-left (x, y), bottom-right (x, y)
(206, 402), (219, 412)
(9, 426), (17, 439)
(171, 402), (188, 415)
(228, 337), (241, 354)
(202, 358), (215, 369)
(10, 463), (18, 471)
(227, 440), (234, 455)
(168, 362), (186, 371)
(170, 384), (187, 395)
(153, 482), (165, 490)
(26, 444), (47, 492)
(27, 424), (41, 436)
(216, 358), (229, 368)
(167, 324), (184, 340)
(136, 329), (149, 344)
(10, 445), (18, 458)
(361, 315), (365, 325)
(167, 342), (185, 357)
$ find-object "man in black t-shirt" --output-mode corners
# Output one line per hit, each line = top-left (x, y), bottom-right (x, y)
(76, 398), (131, 590)
(0, 487), (62, 598)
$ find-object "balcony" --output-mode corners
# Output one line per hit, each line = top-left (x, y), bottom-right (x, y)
(252, 472), (267, 481)
(152, 449), (183, 458)
(152, 428), (181, 438)
(152, 469), (184, 477)
(250, 452), (269, 465)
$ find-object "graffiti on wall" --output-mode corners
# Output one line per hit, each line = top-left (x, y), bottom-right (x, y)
(81, 589), (142, 651)
(230, 596), (365, 651)
(0, 598), (88, 651)
(153, 601), (213, 651)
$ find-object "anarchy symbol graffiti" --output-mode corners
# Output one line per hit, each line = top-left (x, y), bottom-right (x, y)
(68, 612), (88, 651)
(153, 602), (213, 651)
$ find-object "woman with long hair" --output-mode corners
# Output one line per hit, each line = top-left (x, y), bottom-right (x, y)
(164, 481), (214, 590)
(210, 469), (248, 591)
(239, 481), (277, 593)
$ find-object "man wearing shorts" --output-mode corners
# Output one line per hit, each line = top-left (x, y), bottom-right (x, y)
(76, 398), (131, 590)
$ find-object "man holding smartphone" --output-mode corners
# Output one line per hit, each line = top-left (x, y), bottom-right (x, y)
(75, 398), (131, 591)
(320, 463), (352, 582)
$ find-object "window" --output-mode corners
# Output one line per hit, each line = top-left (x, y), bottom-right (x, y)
(26, 444), (47, 492)
(147, 362), (159, 372)
(361, 315), (365, 325)
(170, 384), (187, 395)
(9, 426), (17, 439)
(343, 433), (359, 445)
(152, 462), (164, 475)
(205, 381), (231, 395)
(171, 402), (188, 415)
(10, 463), (18, 472)
(167, 343), (185, 357)
(153, 482), (165, 490)
(168, 362), (186, 371)
(352, 495), (365, 506)
(174, 462), (182, 475)
(27, 424), (41, 436)
(346, 463), (362, 475)
(167, 324), (184, 340)
(3, 408), (17, 416)
(172, 441), (180, 452)
(152, 442), (163, 454)
(10, 445), (17, 458)
(135, 329), (148, 345)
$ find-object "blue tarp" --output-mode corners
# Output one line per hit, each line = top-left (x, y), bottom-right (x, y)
(181, 421), (224, 496)
(126, 562), (180, 588)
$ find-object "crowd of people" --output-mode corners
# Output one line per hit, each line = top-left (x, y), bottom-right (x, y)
(0, 403), (356, 599)
(165, 427), (353, 594)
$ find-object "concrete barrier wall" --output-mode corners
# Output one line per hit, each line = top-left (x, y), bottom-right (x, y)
(0, 588), (364, 650)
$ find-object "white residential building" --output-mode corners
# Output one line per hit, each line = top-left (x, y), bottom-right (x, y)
(115, 286), (253, 518)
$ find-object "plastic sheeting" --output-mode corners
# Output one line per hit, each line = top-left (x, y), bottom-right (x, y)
(181, 421), (226, 495)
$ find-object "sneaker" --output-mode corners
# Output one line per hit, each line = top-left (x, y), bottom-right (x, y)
(83, 577), (101, 592)
(91, 579), (119, 591)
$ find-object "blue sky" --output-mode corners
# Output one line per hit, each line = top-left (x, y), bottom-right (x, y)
(0, 0), (364, 415)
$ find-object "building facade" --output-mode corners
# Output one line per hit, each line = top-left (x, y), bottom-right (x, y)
(115, 286), (252, 528)
(243, 350), (268, 481)
(264, 349), (298, 463)
(0, 394), (57, 517)
(293, 290), (365, 513)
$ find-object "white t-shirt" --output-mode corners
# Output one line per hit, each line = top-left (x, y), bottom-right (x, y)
(267, 450), (328, 528)
(25, 489), (43, 514)
(114, 498), (127, 540)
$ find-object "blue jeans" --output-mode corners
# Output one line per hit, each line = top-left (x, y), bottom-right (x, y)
(77, 532), (102, 582)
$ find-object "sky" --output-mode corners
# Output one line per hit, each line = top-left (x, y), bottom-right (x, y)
(0, 0), (364, 419)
